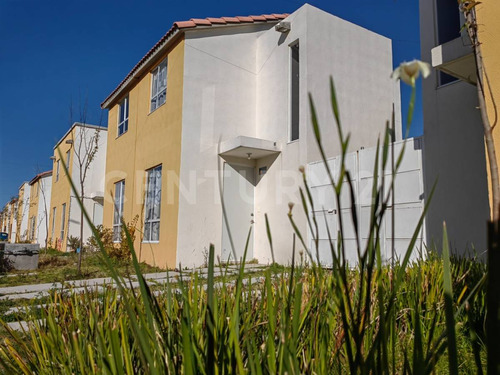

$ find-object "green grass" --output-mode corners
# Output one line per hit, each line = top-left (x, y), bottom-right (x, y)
(0, 249), (162, 287)
(0, 256), (486, 374)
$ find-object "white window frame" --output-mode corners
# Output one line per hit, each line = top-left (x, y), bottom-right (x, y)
(150, 59), (167, 112)
(30, 216), (36, 241)
(143, 165), (162, 243)
(113, 180), (125, 243)
(117, 96), (129, 137)
(289, 40), (300, 142)
(51, 207), (56, 240)
(56, 160), (60, 182)
(60, 203), (66, 242)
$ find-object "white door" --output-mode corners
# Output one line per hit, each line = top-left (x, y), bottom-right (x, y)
(221, 163), (255, 262)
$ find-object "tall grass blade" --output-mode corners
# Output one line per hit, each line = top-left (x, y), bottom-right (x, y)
(442, 222), (459, 375)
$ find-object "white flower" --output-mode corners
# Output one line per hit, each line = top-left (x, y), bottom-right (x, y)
(391, 60), (431, 86)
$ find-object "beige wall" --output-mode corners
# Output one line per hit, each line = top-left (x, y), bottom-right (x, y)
(477, 3), (500, 216)
(103, 37), (185, 268)
(48, 130), (74, 250)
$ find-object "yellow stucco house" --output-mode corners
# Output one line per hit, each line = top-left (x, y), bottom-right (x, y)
(101, 6), (402, 268)
(47, 122), (107, 252)
(0, 197), (17, 242)
(26, 171), (52, 247)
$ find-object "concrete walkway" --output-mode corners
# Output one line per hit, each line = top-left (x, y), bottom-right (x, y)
(0, 263), (267, 301)
(2, 263), (270, 332)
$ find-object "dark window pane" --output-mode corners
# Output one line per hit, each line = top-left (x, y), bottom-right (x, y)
(290, 43), (300, 141)
(436, 0), (461, 44)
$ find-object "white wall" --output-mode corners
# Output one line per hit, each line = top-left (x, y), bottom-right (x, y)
(36, 175), (52, 247)
(68, 126), (108, 247)
(19, 183), (31, 241)
(176, 4), (402, 267)
(254, 5), (402, 264)
(176, 23), (272, 267)
(419, 0), (489, 255)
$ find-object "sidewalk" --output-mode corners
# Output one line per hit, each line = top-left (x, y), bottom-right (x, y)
(0, 263), (267, 301)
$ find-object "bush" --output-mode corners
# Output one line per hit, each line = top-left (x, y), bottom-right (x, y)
(67, 236), (80, 252)
(86, 215), (139, 260)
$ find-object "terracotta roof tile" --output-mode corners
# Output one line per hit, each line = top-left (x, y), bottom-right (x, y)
(174, 20), (196, 29)
(250, 15), (267, 22)
(191, 18), (212, 26)
(236, 16), (254, 22)
(101, 12), (289, 108)
(206, 17), (227, 24)
(221, 16), (240, 23)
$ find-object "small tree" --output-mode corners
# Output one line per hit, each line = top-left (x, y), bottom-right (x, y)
(65, 100), (102, 275)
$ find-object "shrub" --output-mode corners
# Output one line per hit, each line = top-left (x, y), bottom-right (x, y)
(86, 215), (139, 260)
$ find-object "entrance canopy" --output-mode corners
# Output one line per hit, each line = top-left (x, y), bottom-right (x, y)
(219, 136), (281, 160)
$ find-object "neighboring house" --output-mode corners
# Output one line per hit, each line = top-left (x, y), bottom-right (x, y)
(0, 198), (18, 242)
(27, 171), (52, 247)
(419, 0), (499, 255)
(101, 4), (402, 268)
(47, 122), (108, 252)
(15, 182), (31, 242)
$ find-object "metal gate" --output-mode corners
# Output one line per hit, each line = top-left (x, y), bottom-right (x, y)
(306, 137), (426, 265)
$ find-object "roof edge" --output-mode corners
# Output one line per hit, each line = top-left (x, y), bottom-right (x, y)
(53, 122), (107, 151)
(28, 170), (52, 186)
(100, 13), (288, 109)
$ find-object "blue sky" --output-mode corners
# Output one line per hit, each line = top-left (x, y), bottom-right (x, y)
(0, 0), (422, 205)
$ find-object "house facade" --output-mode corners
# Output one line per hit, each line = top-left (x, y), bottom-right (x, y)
(0, 198), (18, 242)
(419, 0), (499, 255)
(47, 123), (107, 251)
(102, 4), (401, 268)
(27, 171), (52, 247)
(15, 182), (31, 242)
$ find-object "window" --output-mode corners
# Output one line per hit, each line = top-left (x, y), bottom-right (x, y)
(51, 207), (56, 240)
(113, 180), (125, 242)
(118, 96), (129, 136)
(144, 165), (162, 242)
(150, 59), (167, 112)
(439, 71), (458, 86)
(290, 42), (300, 141)
(56, 160), (60, 182)
(436, 0), (461, 45)
(60, 203), (66, 241)
(30, 216), (36, 241)
(66, 150), (71, 168)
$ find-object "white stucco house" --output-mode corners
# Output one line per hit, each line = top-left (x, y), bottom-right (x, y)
(101, 3), (404, 268)
(179, 4), (402, 266)
(48, 123), (108, 252)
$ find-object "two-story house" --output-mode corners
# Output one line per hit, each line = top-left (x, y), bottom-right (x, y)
(15, 182), (31, 242)
(101, 4), (401, 268)
(27, 171), (52, 247)
(47, 122), (108, 251)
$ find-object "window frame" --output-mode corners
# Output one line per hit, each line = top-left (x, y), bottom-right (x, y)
(117, 95), (129, 137)
(30, 216), (36, 241)
(51, 207), (56, 240)
(56, 160), (60, 182)
(143, 165), (162, 243)
(150, 59), (168, 113)
(289, 40), (300, 142)
(113, 180), (125, 243)
(66, 150), (71, 168)
(60, 203), (66, 242)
